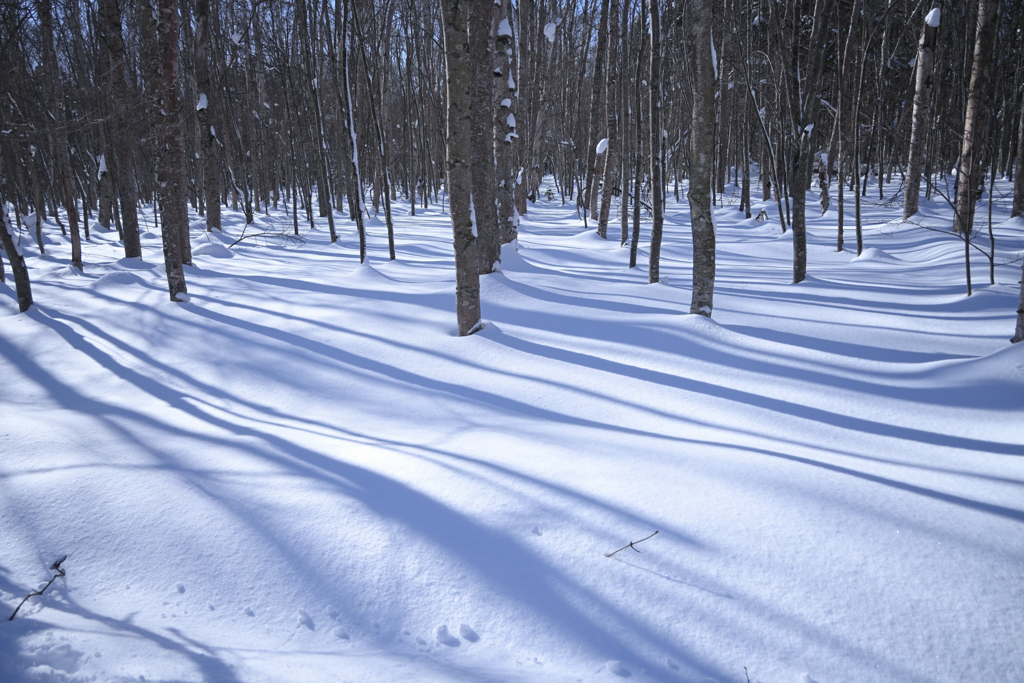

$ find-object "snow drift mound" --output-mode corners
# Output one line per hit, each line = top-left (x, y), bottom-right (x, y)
(192, 241), (234, 258)
(851, 247), (905, 264)
(91, 271), (145, 289)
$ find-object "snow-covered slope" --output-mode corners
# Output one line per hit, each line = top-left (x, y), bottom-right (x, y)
(2, 181), (1022, 683)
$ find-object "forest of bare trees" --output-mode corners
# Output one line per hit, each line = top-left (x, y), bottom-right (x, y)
(1, 0), (1022, 338)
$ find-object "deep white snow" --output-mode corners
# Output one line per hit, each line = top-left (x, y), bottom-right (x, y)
(1, 176), (1023, 683)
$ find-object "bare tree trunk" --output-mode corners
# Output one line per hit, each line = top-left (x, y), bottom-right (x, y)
(688, 0), (715, 314)
(28, 146), (44, 253)
(297, 0), (337, 243)
(98, 156), (113, 229)
(629, 0), (646, 270)
(618, 0), (630, 244)
(1013, 88), (1024, 217)
(904, 8), (940, 220)
(469, 0), (499, 272)
(788, 0), (834, 284)
(353, 7), (394, 257)
(647, 0), (663, 284)
(495, 0), (517, 244)
(98, 0), (142, 258)
(152, 0), (188, 300)
(40, 0), (83, 271)
(0, 203), (33, 312)
(596, 0), (619, 240)
(441, 0), (482, 336)
(954, 0), (999, 238)
(584, 0), (611, 222)
(330, 0), (367, 261)
(194, 0), (221, 232)
(1013, 257), (1024, 342)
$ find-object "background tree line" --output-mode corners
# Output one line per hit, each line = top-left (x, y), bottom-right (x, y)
(1, 0), (1022, 338)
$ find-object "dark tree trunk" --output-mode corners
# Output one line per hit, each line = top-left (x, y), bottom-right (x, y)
(647, 0), (663, 284)
(40, 0), (83, 271)
(441, 0), (482, 336)
(1012, 89), (1024, 218)
(0, 206), (33, 312)
(469, 0), (499, 272)
(596, 0), (619, 240)
(787, 0), (834, 284)
(688, 0), (715, 314)
(99, 0), (142, 258)
(152, 0), (188, 300)
(584, 0), (611, 222)
(194, 0), (221, 232)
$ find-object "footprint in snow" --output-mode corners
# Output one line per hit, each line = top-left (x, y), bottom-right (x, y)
(175, 583), (185, 594)
(435, 625), (460, 647)
(606, 660), (632, 678)
(458, 624), (479, 642)
(296, 609), (315, 630)
(332, 627), (350, 640)
(244, 607), (255, 617)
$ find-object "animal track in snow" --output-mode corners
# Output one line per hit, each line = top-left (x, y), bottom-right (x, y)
(531, 526), (543, 536)
(435, 625), (460, 647)
(296, 609), (314, 630)
(244, 607), (255, 617)
(458, 624), (479, 642)
(332, 627), (350, 640)
(175, 583), (185, 593)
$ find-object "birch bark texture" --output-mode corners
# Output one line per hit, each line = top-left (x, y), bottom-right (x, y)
(953, 0), (999, 236)
(903, 8), (940, 221)
(441, 0), (482, 336)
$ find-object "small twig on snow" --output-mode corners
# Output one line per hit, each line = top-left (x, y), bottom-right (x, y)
(8, 555), (67, 621)
(604, 530), (659, 558)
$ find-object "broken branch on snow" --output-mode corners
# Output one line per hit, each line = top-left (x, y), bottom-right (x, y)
(8, 555), (67, 621)
(605, 531), (659, 558)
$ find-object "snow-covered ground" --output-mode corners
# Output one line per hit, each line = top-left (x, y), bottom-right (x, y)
(1, 178), (1022, 683)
